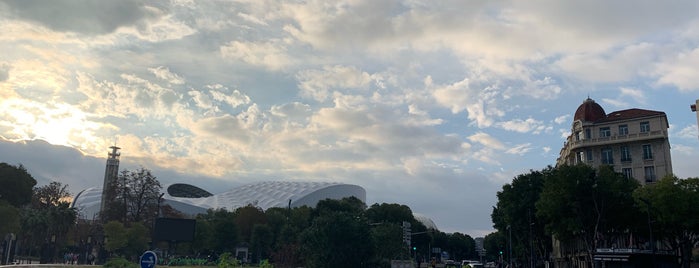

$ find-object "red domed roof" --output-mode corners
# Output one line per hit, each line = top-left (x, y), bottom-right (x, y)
(574, 98), (606, 122)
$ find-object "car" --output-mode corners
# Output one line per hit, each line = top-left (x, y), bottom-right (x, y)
(461, 260), (484, 268)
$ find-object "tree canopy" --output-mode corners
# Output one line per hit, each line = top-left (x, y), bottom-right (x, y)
(0, 163), (37, 207)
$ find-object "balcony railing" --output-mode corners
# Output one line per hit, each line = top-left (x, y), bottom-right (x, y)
(566, 130), (666, 151)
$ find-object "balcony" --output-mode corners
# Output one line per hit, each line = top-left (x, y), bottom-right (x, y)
(566, 130), (666, 151)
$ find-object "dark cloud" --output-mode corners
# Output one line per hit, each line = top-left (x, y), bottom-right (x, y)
(0, 0), (165, 35)
(0, 139), (231, 195)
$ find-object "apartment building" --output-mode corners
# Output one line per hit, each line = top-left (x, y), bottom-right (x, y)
(557, 98), (673, 183)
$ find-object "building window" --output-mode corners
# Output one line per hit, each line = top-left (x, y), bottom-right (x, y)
(585, 129), (591, 139)
(620, 145), (631, 162)
(599, 127), (611, 138)
(644, 166), (656, 182)
(640, 121), (650, 133)
(576, 131), (582, 141)
(586, 149), (593, 162)
(577, 151), (584, 163)
(643, 144), (653, 160)
(622, 168), (633, 179)
(601, 148), (613, 165)
(618, 125), (628, 136)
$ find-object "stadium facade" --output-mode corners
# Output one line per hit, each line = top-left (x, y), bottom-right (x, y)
(72, 180), (367, 220)
(71, 146), (439, 231)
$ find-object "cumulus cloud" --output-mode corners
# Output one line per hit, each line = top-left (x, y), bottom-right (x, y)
(220, 40), (293, 71)
(432, 77), (504, 128)
(496, 118), (548, 134)
(655, 47), (699, 91)
(673, 125), (698, 140)
(619, 87), (647, 104)
(297, 65), (374, 102)
(554, 115), (570, 124)
(506, 143), (532, 155)
(149, 66), (185, 85)
(555, 43), (658, 83)
(467, 132), (505, 150)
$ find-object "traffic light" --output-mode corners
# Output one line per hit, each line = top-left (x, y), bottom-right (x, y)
(413, 246), (417, 251)
(499, 250), (503, 255)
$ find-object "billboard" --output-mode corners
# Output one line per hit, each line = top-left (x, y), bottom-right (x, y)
(153, 218), (196, 242)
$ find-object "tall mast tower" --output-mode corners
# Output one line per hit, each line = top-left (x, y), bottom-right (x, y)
(100, 145), (121, 220)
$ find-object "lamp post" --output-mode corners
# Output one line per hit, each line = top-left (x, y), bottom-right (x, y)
(507, 224), (512, 267)
(640, 198), (655, 266)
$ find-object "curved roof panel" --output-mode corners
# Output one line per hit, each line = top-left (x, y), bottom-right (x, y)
(72, 181), (366, 218)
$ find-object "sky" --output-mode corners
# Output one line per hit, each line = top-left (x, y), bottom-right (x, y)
(1, 0), (699, 238)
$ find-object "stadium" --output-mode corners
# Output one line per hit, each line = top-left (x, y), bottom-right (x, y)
(71, 181), (367, 220)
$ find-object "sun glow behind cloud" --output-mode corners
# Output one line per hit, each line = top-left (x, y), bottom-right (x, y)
(0, 98), (113, 151)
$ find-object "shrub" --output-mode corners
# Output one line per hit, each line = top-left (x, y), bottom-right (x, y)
(217, 252), (239, 268)
(259, 259), (274, 268)
(104, 257), (138, 268)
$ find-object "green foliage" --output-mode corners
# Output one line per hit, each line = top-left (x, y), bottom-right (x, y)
(32, 181), (71, 208)
(125, 222), (149, 258)
(366, 203), (414, 224)
(301, 198), (373, 268)
(104, 221), (128, 253)
(234, 205), (267, 243)
(259, 259), (274, 268)
(217, 252), (240, 268)
(483, 231), (506, 261)
(492, 168), (549, 263)
(18, 181), (77, 256)
(633, 175), (699, 267)
(0, 163), (37, 207)
(536, 165), (641, 244)
(103, 257), (138, 268)
(102, 167), (162, 224)
(251, 224), (273, 262)
(0, 201), (20, 234)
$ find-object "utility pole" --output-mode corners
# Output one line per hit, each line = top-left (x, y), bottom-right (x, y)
(508, 224), (512, 267)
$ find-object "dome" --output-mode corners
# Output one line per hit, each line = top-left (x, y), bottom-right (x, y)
(574, 98), (606, 122)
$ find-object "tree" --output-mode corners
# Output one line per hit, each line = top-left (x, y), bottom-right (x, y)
(299, 197), (373, 267)
(104, 221), (128, 255)
(446, 232), (475, 262)
(103, 167), (162, 225)
(0, 163), (37, 207)
(19, 182), (77, 260)
(368, 223), (404, 267)
(197, 209), (238, 253)
(125, 222), (149, 260)
(492, 168), (549, 266)
(31, 181), (71, 208)
(250, 224), (273, 262)
(301, 210), (373, 268)
(366, 203), (414, 224)
(483, 231), (506, 262)
(536, 165), (641, 264)
(633, 175), (699, 268)
(0, 200), (20, 236)
(234, 205), (267, 243)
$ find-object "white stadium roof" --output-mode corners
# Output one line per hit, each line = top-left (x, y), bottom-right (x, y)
(72, 181), (366, 219)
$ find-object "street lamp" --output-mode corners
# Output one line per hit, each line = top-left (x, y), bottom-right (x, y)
(640, 198), (655, 266)
(507, 225), (512, 267)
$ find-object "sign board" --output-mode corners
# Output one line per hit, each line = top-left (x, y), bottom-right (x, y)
(140, 251), (157, 268)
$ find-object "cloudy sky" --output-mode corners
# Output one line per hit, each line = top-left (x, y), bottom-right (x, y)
(1, 0), (699, 237)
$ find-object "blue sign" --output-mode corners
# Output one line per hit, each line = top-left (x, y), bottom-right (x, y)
(140, 251), (157, 268)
